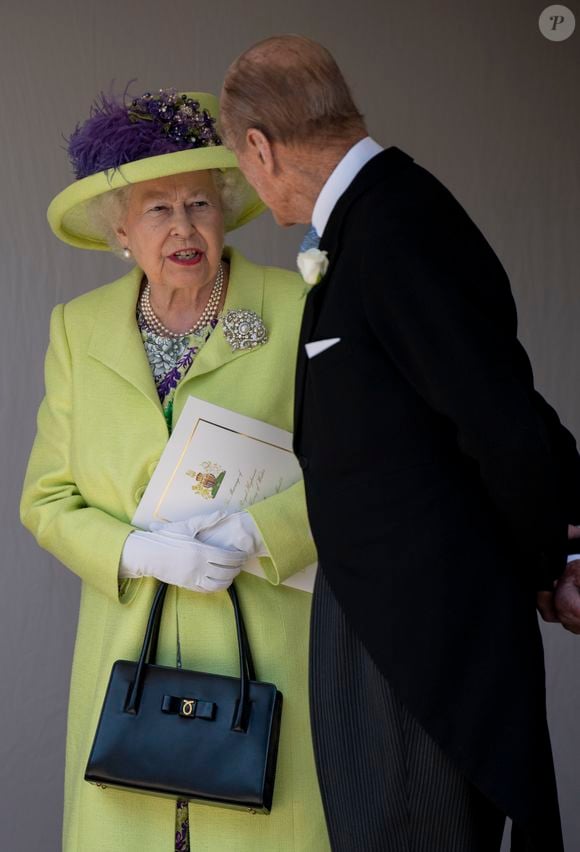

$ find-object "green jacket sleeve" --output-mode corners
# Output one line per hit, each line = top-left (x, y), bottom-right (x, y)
(247, 478), (317, 585)
(19, 304), (140, 605)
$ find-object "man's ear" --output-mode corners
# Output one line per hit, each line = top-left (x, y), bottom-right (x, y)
(115, 223), (128, 244)
(246, 128), (276, 173)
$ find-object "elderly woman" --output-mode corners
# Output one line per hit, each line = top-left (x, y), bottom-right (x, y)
(20, 89), (329, 852)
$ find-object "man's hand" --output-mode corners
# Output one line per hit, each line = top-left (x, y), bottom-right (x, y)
(537, 525), (580, 632)
(553, 559), (580, 634)
(536, 588), (559, 623)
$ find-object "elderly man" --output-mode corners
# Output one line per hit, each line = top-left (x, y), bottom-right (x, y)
(220, 35), (580, 852)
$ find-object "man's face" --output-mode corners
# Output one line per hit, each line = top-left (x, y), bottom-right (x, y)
(228, 132), (307, 227)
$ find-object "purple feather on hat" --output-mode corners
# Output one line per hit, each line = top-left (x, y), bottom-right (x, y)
(67, 89), (221, 180)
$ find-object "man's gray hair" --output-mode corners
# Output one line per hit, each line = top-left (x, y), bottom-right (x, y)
(221, 34), (366, 149)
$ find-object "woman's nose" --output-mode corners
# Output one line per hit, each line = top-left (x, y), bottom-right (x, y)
(170, 206), (196, 237)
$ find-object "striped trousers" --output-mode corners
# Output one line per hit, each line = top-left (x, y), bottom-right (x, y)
(309, 567), (506, 852)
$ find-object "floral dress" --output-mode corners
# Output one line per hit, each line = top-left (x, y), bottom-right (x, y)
(137, 303), (219, 852)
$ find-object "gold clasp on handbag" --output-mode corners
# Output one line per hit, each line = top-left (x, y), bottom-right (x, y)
(161, 693), (216, 720)
(179, 698), (197, 718)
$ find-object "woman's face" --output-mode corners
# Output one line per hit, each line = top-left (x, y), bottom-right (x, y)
(116, 170), (225, 291)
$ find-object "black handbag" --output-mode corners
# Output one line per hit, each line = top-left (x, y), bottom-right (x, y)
(85, 581), (283, 813)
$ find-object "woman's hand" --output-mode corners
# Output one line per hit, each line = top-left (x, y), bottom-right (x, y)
(120, 511), (247, 593)
(160, 511), (268, 557)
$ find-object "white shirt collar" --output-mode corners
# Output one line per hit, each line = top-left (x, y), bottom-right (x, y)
(312, 136), (384, 238)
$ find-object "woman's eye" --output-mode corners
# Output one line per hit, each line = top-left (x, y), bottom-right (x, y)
(148, 205), (167, 213)
(190, 200), (209, 208)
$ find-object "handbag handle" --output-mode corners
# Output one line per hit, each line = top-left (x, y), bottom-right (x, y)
(125, 582), (256, 732)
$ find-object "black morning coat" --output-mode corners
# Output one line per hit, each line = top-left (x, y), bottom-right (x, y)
(294, 147), (580, 850)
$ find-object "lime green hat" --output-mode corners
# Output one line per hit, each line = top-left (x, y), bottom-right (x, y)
(47, 90), (265, 251)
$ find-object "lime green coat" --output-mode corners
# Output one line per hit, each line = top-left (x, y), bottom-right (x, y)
(20, 248), (329, 852)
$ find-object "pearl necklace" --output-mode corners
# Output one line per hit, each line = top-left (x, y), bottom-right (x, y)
(140, 262), (224, 339)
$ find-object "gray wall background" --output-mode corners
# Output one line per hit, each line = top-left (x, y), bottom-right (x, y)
(1, 0), (579, 848)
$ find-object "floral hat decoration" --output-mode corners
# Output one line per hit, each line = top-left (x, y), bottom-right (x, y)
(47, 88), (266, 250)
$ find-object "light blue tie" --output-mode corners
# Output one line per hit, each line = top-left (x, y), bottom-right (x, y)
(299, 225), (320, 253)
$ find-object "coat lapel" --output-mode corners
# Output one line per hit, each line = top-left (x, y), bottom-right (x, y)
(87, 266), (163, 413)
(319, 146), (414, 262)
(293, 279), (328, 449)
(177, 247), (265, 389)
(293, 146), (415, 447)
(88, 249), (268, 414)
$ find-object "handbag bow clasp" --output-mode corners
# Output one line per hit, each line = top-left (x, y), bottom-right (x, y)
(161, 694), (216, 721)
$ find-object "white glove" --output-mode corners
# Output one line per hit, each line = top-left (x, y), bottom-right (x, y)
(120, 511), (246, 593)
(154, 511), (269, 558)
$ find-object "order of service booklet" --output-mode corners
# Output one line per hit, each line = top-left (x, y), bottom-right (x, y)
(132, 396), (317, 593)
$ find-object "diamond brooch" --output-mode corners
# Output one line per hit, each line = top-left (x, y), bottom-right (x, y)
(222, 309), (269, 351)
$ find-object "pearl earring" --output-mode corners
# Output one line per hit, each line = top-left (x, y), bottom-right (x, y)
(123, 247), (131, 259)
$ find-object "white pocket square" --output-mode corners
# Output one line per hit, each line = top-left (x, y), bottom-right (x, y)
(305, 338), (341, 359)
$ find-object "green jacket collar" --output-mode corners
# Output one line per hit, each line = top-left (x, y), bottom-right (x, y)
(87, 247), (267, 410)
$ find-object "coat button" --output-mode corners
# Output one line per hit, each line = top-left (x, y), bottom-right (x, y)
(134, 485), (147, 502)
(298, 455), (309, 470)
(148, 459), (159, 477)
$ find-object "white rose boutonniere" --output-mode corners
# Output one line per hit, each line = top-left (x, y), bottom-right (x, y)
(297, 248), (329, 285)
